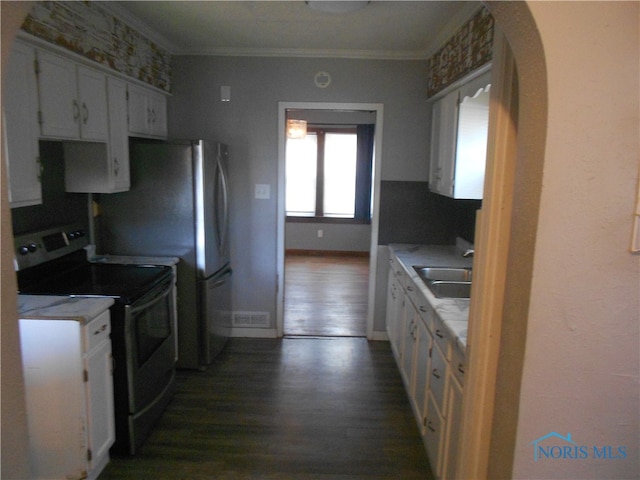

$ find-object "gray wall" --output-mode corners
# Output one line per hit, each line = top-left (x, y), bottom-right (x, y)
(169, 56), (432, 331)
(285, 222), (371, 252)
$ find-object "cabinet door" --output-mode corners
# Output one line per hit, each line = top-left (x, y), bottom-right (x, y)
(148, 91), (168, 137)
(85, 338), (115, 470)
(127, 83), (149, 135)
(424, 392), (445, 478)
(400, 296), (418, 391)
(19, 319), (87, 479)
(127, 84), (168, 138)
(107, 77), (130, 191)
(3, 40), (41, 207)
(36, 50), (78, 139)
(429, 89), (458, 197)
(413, 317), (432, 434)
(442, 375), (463, 480)
(76, 66), (108, 141)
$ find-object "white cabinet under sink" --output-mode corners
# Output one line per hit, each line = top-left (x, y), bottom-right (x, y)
(385, 248), (468, 479)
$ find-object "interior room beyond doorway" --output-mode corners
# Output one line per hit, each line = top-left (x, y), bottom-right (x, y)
(284, 252), (369, 337)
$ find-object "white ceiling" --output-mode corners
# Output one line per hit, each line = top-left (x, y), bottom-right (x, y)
(108, 1), (480, 59)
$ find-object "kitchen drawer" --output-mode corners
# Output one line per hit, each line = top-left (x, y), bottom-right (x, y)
(390, 255), (409, 291)
(84, 310), (111, 352)
(411, 288), (434, 333)
(451, 343), (466, 386)
(429, 340), (448, 411)
(424, 392), (445, 477)
(433, 316), (453, 360)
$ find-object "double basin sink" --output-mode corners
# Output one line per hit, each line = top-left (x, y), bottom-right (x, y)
(412, 266), (472, 298)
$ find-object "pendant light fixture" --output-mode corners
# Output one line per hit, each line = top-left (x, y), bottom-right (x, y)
(286, 119), (307, 139)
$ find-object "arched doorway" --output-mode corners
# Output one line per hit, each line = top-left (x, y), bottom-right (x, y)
(0, 3), (550, 478)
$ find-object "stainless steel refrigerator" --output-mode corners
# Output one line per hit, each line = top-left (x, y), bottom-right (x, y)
(99, 139), (231, 369)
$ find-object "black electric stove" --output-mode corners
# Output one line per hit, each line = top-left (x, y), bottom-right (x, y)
(17, 249), (172, 304)
(14, 223), (177, 456)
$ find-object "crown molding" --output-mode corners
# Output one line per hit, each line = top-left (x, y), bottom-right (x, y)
(177, 46), (430, 61)
(100, 1), (483, 61)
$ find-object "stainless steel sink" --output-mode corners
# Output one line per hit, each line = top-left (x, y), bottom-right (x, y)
(414, 267), (472, 282)
(427, 280), (472, 299)
(412, 266), (472, 298)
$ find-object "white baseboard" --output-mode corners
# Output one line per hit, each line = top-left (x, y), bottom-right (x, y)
(229, 327), (278, 338)
(370, 330), (389, 341)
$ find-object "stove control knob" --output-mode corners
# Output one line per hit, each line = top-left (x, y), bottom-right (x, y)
(18, 243), (37, 255)
(68, 230), (85, 240)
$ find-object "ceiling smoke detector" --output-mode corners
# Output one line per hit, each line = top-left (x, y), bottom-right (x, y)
(305, 1), (370, 14)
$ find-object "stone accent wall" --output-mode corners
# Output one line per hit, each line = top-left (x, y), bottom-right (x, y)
(427, 7), (494, 98)
(21, 1), (171, 92)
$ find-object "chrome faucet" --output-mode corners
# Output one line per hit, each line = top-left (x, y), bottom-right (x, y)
(462, 249), (475, 258)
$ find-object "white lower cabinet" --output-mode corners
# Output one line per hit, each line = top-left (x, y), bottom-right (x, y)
(425, 392), (446, 476)
(386, 251), (466, 479)
(400, 293), (418, 390)
(413, 312), (432, 431)
(443, 372), (464, 479)
(19, 309), (115, 480)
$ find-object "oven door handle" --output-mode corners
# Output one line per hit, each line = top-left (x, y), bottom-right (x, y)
(130, 279), (173, 315)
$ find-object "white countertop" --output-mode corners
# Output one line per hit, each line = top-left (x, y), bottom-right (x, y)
(389, 244), (473, 352)
(18, 295), (114, 323)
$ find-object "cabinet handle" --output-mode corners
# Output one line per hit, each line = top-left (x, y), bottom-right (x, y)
(432, 368), (441, 379)
(427, 420), (436, 433)
(113, 157), (119, 176)
(458, 363), (465, 375)
(407, 285), (413, 292)
(36, 157), (43, 181)
(72, 100), (80, 121)
(93, 323), (107, 335)
(419, 305), (427, 313)
(82, 103), (89, 124)
(435, 329), (444, 339)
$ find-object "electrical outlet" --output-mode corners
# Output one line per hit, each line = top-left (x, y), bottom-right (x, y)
(317, 229), (323, 238)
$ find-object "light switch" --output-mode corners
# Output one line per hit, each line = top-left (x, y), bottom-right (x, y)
(255, 184), (270, 199)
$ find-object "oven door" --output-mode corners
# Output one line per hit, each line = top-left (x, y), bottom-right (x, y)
(124, 275), (176, 415)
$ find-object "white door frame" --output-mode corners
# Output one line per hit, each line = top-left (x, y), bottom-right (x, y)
(276, 102), (384, 339)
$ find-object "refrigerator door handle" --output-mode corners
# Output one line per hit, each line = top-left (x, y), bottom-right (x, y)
(208, 269), (232, 289)
(216, 155), (230, 254)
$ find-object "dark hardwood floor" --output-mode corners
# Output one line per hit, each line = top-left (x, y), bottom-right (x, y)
(284, 254), (369, 337)
(98, 337), (433, 479)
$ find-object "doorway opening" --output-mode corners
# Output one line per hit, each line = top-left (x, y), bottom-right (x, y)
(276, 103), (384, 339)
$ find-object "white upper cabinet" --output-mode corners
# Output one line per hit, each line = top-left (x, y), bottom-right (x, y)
(107, 78), (130, 192)
(65, 77), (131, 193)
(36, 49), (108, 141)
(127, 83), (168, 138)
(429, 68), (491, 199)
(3, 40), (42, 208)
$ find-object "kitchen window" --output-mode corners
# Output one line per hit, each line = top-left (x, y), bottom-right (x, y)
(286, 125), (374, 223)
